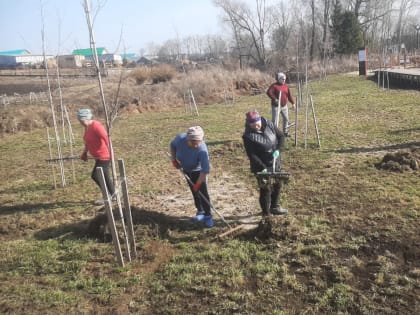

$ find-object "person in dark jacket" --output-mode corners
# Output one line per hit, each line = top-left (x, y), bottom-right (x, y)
(242, 110), (287, 216)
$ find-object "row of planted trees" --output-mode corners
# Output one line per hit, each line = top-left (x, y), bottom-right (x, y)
(43, 0), (134, 266)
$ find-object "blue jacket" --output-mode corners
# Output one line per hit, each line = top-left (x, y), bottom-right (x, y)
(170, 133), (210, 173)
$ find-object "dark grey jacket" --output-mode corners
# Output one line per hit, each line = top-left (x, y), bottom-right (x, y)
(242, 117), (285, 173)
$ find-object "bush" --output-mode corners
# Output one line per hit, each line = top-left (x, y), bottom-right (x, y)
(131, 67), (150, 85)
(150, 64), (177, 84)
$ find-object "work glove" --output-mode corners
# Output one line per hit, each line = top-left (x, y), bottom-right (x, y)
(172, 159), (180, 169)
(193, 182), (201, 192)
(81, 151), (88, 161)
(272, 150), (280, 158)
(291, 103), (296, 111)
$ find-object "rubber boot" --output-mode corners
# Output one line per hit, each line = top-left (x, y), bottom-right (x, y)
(191, 211), (205, 222)
(259, 187), (271, 217)
(270, 207), (288, 215)
(204, 215), (214, 228)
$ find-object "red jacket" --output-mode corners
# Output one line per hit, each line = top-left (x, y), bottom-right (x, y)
(267, 82), (295, 107)
(83, 120), (110, 160)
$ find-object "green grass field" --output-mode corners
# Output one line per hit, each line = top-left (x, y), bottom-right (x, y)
(0, 74), (419, 314)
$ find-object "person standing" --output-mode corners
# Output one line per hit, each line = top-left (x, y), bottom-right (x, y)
(77, 109), (115, 204)
(242, 110), (288, 216)
(266, 72), (296, 136)
(170, 126), (213, 228)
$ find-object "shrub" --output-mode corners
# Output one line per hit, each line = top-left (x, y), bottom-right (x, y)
(150, 64), (177, 84)
(131, 67), (150, 85)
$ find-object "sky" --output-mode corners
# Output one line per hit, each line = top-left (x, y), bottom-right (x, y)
(0, 0), (242, 55)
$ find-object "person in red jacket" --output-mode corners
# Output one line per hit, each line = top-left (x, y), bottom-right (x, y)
(266, 72), (296, 136)
(77, 109), (114, 204)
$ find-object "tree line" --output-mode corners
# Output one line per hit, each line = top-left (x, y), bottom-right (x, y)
(144, 0), (420, 69)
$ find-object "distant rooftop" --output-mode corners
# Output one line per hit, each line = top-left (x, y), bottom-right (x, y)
(0, 49), (31, 56)
(120, 53), (137, 59)
(72, 47), (108, 56)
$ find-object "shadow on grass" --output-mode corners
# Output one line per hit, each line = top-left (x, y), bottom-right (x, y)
(0, 201), (90, 215)
(33, 206), (230, 243)
(333, 141), (420, 154)
(389, 127), (420, 134)
(0, 182), (54, 194)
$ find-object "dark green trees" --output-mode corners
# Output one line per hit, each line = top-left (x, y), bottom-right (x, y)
(331, 2), (364, 54)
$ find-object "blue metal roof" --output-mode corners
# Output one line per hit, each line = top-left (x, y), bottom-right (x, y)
(0, 49), (31, 56)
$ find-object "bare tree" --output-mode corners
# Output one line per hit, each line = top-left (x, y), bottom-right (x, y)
(319, 0), (332, 58)
(213, 0), (275, 67)
(395, 0), (419, 45)
(270, 2), (292, 53)
(309, 0), (316, 61)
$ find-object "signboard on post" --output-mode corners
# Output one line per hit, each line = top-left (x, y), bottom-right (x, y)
(358, 47), (367, 76)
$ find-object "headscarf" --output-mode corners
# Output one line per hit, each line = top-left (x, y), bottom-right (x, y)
(77, 108), (93, 120)
(246, 110), (261, 124)
(186, 126), (204, 141)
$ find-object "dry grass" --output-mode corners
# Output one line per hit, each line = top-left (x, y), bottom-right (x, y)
(0, 66), (274, 134)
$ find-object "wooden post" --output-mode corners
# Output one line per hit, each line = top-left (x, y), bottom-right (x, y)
(183, 91), (190, 114)
(294, 81), (300, 147)
(47, 128), (57, 189)
(309, 94), (321, 148)
(96, 167), (124, 267)
(304, 68), (309, 150)
(64, 106), (76, 183)
(114, 194), (132, 262)
(231, 83), (235, 104)
(189, 89), (199, 116)
(273, 92), (282, 128)
(118, 159), (137, 258)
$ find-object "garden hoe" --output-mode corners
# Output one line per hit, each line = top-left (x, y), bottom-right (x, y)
(164, 152), (245, 238)
(45, 155), (81, 163)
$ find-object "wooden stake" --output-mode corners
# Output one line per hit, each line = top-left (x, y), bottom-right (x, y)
(304, 64), (309, 149)
(47, 128), (57, 189)
(189, 89), (199, 116)
(294, 81), (301, 147)
(41, 4), (66, 188)
(275, 91), (282, 128)
(64, 106), (76, 183)
(118, 159), (137, 258)
(309, 94), (321, 148)
(97, 167), (124, 267)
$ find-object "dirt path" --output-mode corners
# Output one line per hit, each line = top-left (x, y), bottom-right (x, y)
(135, 172), (262, 230)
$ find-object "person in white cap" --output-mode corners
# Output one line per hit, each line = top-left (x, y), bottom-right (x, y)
(170, 126), (213, 228)
(77, 108), (114, 205)
(266, 72), (296, 136)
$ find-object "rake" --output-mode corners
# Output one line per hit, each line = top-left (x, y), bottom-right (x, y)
(164, 152), (244, 237)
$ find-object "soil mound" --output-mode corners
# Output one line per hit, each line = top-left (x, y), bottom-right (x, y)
(375, 148), (420, 172)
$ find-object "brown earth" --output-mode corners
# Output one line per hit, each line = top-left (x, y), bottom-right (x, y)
(375, 147), (420, 172)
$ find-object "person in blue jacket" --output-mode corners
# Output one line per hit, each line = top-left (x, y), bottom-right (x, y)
(170, 126), (213, 228)
(242, 110), (287, 216)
